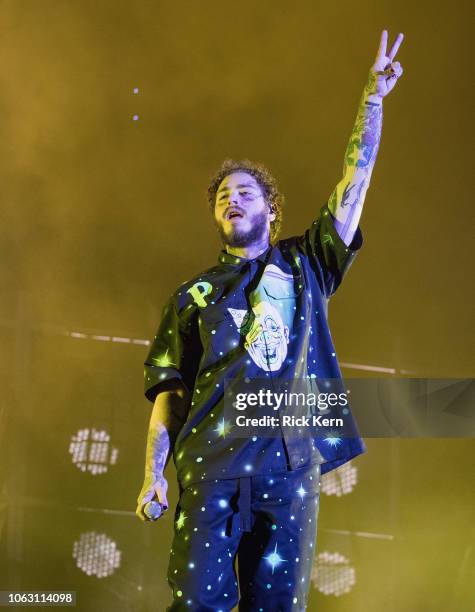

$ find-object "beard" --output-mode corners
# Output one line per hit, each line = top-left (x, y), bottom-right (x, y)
(216, 209), (269, 248)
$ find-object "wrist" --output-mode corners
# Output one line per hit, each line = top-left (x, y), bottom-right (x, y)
(145, 467), (164, 479)
(362, 70), (383, 105)
(364, 91), (383, 106)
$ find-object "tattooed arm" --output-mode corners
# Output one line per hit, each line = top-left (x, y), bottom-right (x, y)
(136, 379), (190, 521)
(328, 30), (404, 246)
(327, 85), (383, 246)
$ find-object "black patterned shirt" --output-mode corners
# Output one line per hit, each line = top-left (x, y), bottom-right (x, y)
(144, 202), (367, 487)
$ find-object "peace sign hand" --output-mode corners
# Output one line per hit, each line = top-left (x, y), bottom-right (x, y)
(366, 30), (404, 99)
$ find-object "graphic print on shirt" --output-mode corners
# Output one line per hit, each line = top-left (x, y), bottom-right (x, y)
(186, 281), (213, 308)
(227, 264), (296, 372)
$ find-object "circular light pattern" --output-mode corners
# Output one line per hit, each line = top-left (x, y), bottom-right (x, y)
(72, 532), (121, 578)
(321, 462), (358, 497)
(311, 551), (356, 596)
(69, 428), (118, 475)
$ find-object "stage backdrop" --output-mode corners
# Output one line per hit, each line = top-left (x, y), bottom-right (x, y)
(1, 1), (473, 611)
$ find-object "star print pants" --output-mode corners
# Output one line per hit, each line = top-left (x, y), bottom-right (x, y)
(166, 462), (321, 612)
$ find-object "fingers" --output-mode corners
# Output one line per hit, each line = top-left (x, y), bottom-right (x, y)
(155, 489), (169, 511)
(135, 488), (156, 521)
(136, 478), (170, 521)
(385, 61), (403, 80)
(388, 33), (404, 61)
(136, 496), (152, 521)
(136, 504), (148, 521)
(153, 478), (169, 510)
(392, 61), (403, 78)
(376, 30), (404, 63)
(375, 61), (403, 78)
(386, 61), (404, 93)
(136, 499), (166, 521)
(137, 499), (155, 521)
(376, 29), (388, 60)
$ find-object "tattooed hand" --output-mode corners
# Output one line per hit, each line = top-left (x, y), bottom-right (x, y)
(365, 30), (404, 99)
(136, 472), (169, 521)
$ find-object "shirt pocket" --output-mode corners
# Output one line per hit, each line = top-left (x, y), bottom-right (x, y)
(257, 271), (305, 334)
(260, 271), (304, 300)
(198, 304), (241, 360)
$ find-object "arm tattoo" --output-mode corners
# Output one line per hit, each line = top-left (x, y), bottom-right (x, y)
(343, 101), (382, 172)
(340, 182), (355, 208)
(144, 391), (189, 477)
(328, 82), (383, 245)
(145, 425), (171, 476)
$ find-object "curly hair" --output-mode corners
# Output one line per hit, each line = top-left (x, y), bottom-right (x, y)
(207, 158), (285, 245)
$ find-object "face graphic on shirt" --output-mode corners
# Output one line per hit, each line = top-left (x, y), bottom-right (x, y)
(227, 264), (295, 372)
(247, 301), (290, 371)
(228, 301), (290, 371)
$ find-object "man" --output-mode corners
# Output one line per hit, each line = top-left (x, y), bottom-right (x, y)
(136, 30), (404, 611)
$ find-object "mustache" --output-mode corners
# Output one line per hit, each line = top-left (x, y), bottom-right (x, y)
(225, 207), (245, 220)
(216, 210), (269, 248)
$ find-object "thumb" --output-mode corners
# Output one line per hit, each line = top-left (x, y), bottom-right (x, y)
(154, 480), (169, 510)
(140, 489), (156, 505)
(159, 491), (169, 510)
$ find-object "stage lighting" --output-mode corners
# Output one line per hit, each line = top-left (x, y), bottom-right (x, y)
(69, 428), (118, 475)
(311, 551), (356, 596)
(321, 461), (358, 497)
(72, 532), (121, 578)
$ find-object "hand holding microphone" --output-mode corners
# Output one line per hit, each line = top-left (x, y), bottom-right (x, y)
(136, 474), (169, 522)
(143, 500), (164, 521)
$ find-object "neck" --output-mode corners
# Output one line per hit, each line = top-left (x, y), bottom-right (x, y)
(225, 238), (270, 261)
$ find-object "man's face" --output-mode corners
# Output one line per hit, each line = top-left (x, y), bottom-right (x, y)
(214, 172), (275, 248)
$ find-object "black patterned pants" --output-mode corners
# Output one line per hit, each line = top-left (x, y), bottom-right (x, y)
(166, 462), (321, 612)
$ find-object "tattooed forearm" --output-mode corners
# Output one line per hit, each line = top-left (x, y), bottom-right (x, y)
(145, 424), (172, 476)
(144, 389), (189, 477)
(343, 103), (382, 171)
(327, 77), (383, 246)
(340, 183), (356, 208)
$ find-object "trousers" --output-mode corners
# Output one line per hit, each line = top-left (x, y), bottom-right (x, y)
(166, 462), (321, 612)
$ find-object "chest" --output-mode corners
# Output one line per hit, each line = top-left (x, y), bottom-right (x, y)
(193, 255), (319, 371)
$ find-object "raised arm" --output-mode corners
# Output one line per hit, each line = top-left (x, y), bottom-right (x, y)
(328, 30), (404, 246)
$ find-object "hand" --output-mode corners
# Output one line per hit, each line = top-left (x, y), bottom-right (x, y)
(366, 30), (404, 99)
(135, 473), (169, 522)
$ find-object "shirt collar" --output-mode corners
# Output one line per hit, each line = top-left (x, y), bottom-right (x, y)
(218, 245), (272, 267)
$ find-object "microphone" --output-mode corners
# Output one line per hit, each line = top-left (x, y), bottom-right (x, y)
(144, 500), (163, 520)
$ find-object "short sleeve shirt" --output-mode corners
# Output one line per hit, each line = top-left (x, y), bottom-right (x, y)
(144, 203), (367, 487)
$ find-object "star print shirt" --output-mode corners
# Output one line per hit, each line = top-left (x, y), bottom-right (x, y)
(144, 202), (367, 487)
